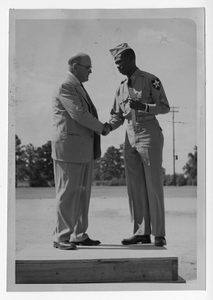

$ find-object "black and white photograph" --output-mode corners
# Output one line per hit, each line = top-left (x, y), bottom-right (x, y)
(1, 1), (212, 300)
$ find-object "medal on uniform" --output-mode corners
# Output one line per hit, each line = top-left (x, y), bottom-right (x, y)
(128, 88), (140, 131)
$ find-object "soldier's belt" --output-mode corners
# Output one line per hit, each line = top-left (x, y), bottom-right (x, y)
(135, 115), (155, 122)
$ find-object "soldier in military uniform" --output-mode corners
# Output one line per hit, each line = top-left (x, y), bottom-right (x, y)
(107, 43), (170, 246)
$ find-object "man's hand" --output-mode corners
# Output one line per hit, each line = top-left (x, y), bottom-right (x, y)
(129, 99), (146, 111)
(101, 123), (112, 136)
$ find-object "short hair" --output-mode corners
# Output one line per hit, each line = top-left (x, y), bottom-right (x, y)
(68, 53), (90, 67)
(120, 49), (136, 62)
(68, 56), (81, 66)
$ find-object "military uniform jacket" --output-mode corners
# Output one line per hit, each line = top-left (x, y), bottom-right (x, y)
(109, 68), (170, 129)
(51, 72), (103, 163)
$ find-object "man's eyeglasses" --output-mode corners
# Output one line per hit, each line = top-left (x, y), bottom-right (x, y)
(77, 64), (92, 71)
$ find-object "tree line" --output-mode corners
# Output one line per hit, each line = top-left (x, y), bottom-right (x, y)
(15, 135), (197, 187)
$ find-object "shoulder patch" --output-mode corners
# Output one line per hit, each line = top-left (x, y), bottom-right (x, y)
(151, 78), (161, 90)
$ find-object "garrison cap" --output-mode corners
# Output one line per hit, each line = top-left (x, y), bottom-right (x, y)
(109, 43), (132, 59)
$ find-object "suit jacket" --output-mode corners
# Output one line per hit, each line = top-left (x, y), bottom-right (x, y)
(51, 72), (103, 163)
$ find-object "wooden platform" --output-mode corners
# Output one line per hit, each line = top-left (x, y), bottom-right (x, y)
(16, 244), (185, 284)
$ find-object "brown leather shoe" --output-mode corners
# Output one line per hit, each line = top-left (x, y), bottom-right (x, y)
(155, 237), (167, 246)
(53, 241), (77, 250)
(72, 237), (101, 246)
(121, 235), (151, 245)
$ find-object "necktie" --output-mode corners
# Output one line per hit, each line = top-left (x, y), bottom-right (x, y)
(80, 83), (98, 118)
(80, 83), (101, 159)
(127, 77), (132, 87)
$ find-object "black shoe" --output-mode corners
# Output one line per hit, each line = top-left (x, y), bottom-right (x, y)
(53, 241), (77, 250)
(121, 235), (151, 245)
(72, 237), (101, 246)
(155, 237), (167, 246)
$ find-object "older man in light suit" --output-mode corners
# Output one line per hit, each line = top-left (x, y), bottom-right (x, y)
(52, 53), (110, 250)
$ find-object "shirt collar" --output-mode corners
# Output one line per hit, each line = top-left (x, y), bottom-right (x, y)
(67, 71), (81, 85)
(129, 68), (140, 85)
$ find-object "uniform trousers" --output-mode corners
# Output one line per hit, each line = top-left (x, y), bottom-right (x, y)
(53, 159), (93, 242)
(124, 118), (166, 237)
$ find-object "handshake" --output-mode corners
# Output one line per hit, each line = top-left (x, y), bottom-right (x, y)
(101, 122), (112, 136)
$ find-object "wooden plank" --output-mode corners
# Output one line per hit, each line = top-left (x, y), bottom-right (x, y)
(16, 244), (179, 284)
(16, 258), (178, 284)
(16, 244), (181, 284)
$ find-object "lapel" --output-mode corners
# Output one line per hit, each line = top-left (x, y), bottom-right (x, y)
(77, 83), (88, 104)
(66, 72), (92, 109)
(65, 72), (101, 159)
(67, 72), (98, 118)
(79, 84), (97, 116)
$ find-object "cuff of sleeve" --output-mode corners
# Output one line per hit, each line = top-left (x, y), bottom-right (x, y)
(138, 103), (149, 113)
(108, 123), (113, 131)
(147, 104), (156, 114)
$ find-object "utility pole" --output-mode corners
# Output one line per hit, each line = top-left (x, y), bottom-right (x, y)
(170, 106), (179, 186)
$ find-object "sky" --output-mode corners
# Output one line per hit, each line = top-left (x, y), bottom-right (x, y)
(11, 8), (204, 174)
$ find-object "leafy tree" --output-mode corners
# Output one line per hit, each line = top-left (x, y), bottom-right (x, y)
(163, 173), (187, 186)
(183, 146), (197, 185)
(24, 143), (43, 187)
(36, 141), (54, 185)
(176, 173), (187, 186)
(163, 174), (174, 186)
(15, 137), (54, 187)
(15, 135), (28, 186)
(93, 144), (125, 184)
(101, 145), (125, 181)
(25, 141), (54, 187)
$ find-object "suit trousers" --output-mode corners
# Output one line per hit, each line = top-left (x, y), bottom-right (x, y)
(53, 159), (94, 242)
(124, 118), (166, 237)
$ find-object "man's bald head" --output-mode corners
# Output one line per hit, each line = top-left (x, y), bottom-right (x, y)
(68, 52), (92, 83)
(68, 53), (90, 67)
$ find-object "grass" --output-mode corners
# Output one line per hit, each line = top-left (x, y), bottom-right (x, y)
(15, 185), (197, 200)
